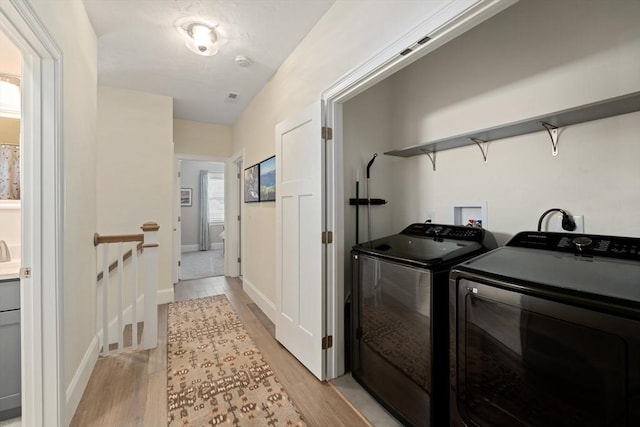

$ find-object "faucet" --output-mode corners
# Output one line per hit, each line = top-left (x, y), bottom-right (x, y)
(0, 240), (10, 262)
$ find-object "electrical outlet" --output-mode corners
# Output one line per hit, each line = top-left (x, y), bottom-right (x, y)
(555, 215), (584, 233)
(425, 211), (434, 223)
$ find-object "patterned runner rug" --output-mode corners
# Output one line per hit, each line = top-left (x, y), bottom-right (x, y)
(167, 294), (306, 426)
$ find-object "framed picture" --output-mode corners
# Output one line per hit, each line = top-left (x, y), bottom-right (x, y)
(180, 188), (192, 206)
(259, 156), (276, 202)
(244, 164), (260, 203)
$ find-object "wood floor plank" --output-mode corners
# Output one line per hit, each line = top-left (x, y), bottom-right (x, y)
(70, 276), (368, 426)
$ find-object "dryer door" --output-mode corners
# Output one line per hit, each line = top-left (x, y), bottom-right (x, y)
(452, 277), (640, 427)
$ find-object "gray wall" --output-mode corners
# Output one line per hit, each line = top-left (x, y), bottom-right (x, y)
(343, 0), (640, 284)
(180, 160), (225, 249)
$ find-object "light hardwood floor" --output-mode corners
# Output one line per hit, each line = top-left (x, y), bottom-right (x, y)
(70, 276), (370, 426)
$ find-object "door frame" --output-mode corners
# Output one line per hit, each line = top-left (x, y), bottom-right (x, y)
(0, 0), (64, 424)
(173, 153), (231, 280)
(227, 150), (244, 278)
(321, 0), (518, 379)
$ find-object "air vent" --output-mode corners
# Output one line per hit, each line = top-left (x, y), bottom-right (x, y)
(417, 35), (431, 45)
(400, 48), (413, 56)
(225, 92), (239, 103)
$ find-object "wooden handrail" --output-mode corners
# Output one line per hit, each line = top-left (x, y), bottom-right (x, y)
(94, 233), (144, 246)
(96, 242), (143, 282)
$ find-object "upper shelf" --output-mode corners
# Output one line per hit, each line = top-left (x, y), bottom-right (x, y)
(384, 91), (640, 158)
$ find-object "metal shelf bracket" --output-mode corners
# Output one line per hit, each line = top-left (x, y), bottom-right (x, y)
(540, 121), (559, 156)
(470, 138), (489, 163)
(421, 149), (436, 171)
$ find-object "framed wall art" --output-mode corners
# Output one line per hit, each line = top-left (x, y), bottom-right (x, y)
(259, 156), (276, 202)
(244, 163), (260, 203)
(180, 188), (192, 206)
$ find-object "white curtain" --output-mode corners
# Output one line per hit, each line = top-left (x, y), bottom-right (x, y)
(0, 144), (19, 199)
(198, 170), (210, 251)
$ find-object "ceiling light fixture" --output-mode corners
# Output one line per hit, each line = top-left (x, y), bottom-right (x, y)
(176, 19), (219, 57)
(0, 73), (21, 118)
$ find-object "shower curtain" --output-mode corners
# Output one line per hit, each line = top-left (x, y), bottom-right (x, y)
(0, 144), (19, 199)
(198, 170), (210, 251)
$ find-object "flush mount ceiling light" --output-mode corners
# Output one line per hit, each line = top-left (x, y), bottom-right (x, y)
(176, 19), (219, 56)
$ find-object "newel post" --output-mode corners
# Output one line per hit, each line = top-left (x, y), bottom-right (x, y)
(141, 221), (160, 349)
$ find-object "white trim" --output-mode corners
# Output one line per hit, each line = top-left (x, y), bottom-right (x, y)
(65, 336), (99, 425)
(0, 200), (21, 210)
(0, 0), (65, 425)
(174, 152), (232, 280)
(182, 242), (224, 253)
(181, 244), (199, 253)
(225, 150), (244, 278)
(157, 287), (175, 305)
(174, 152), (229, 163)
(242, 277), (276, 323)
(67, 286), (172, 426)
(321, 0), (519, 380)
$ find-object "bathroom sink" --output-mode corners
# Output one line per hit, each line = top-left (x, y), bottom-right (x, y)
(0, 260), (20, 280)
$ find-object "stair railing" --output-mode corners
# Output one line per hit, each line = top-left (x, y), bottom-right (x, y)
(93, 221), (159, 356)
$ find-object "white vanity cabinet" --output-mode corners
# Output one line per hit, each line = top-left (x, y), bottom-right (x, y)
(0, 278), (20, 420)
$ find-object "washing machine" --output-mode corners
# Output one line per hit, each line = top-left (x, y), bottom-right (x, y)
(351, 223), (497, 427)
(449, 231), (640, 427)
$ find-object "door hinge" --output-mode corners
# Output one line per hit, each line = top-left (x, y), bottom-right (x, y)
(322, 126), (333, 140)
(178, 216), (181, 222)
(237, 173), (241, 179)
(178, 260), (181, 267)
(237, 215), (241, 221)
(178, 171), (181, 178)
(237, 257), (241, 263)
(356, 327), (362, 340)
(20, 267), (31, 279)
(322, 231), (333, 244)
(322, 335), (333, 350)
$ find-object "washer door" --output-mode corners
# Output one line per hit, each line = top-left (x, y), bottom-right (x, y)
(453, 277), (640, 427)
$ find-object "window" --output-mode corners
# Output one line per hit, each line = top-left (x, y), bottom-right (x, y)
(208, 172), (224, 223)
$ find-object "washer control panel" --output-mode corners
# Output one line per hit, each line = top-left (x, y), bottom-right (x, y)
(508, 231), (640, 260)
(401, 223), (485, 242)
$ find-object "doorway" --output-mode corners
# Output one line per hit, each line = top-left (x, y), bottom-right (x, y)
(0, 1), (64, 425)
(0, 28), (22, 425)
(178, 159), (226, 280)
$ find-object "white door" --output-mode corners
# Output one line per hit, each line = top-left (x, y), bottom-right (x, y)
(275, 101), (325, 380)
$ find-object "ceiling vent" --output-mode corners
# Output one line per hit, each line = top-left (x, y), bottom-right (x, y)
(225, 92), (239, 103)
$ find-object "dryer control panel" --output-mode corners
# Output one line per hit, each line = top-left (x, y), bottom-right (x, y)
(508, 231), (640, 260)
(401, 223), (486, 242)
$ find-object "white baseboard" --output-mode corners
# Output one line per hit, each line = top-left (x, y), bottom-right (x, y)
(67, 289), (173, 423)
(66, 336), (99, 425)
(242, 277), (276, 323)
(181, 243), (223, 252)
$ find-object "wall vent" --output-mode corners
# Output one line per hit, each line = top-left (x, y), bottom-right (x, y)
(225, 92), (239, 103)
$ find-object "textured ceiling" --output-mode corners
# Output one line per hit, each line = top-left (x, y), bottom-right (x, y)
(83, 0), (335, 125)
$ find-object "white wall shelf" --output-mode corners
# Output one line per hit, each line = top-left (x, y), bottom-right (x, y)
(384, 91), (640, 166)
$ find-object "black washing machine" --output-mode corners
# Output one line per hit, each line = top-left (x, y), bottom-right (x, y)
(351, 223), (497, 427)
(449, 231), (640, 427)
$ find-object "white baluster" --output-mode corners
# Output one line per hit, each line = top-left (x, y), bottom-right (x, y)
(117, 242), (124, 352)
(142, 222), (159, 350)
(102, 244), (109, 356)
(131, 244), (138, 349)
